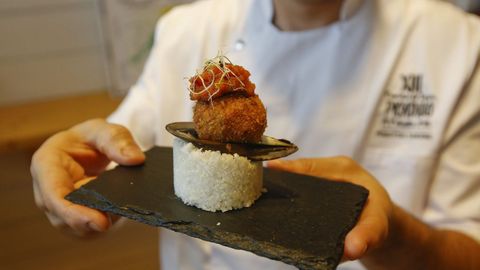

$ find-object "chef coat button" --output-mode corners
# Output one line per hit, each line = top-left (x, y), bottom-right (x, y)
(234, 39), (246, 51)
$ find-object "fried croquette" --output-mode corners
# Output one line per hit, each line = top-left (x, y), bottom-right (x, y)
(189, 53), (267, 142)
(193, 93), (267, 143)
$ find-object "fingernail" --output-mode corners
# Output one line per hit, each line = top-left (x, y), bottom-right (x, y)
(346, 235), (368, 260)
(121, 146), (142, 158)
(350, 242), (367, 259)
(88, 222), (103, 232)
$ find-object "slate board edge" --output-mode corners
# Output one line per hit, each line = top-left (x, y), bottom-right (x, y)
(66, 187), (340, 270)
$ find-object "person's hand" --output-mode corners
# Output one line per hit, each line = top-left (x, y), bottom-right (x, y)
(267, 157), (393, 261)
(31, 119), (145, 237)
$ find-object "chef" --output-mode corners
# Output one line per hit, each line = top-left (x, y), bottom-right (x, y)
(31, 0), (480, 269)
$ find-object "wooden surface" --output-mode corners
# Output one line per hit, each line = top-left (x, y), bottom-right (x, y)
(0, 91), (121, 153)
(0, 91), (158, 269)
(0, 150), (159, 270)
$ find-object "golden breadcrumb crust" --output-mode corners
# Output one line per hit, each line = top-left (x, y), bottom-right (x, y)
(193, 94), (267, 143)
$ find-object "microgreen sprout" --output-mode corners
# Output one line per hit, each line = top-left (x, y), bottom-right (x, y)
(188, 51), (246, 102)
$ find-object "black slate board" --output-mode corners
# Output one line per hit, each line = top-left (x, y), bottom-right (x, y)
(66, 147), (368, 270)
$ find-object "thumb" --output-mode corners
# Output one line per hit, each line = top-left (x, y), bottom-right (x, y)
(72, 119), (145, 165)
(267, 156), (363, 181)
(266, 159), (318, 176)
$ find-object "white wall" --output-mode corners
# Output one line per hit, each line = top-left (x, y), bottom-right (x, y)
(0, 0), (108, 106)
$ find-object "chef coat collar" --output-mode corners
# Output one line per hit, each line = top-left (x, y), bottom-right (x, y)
(265, 0), (365, 24)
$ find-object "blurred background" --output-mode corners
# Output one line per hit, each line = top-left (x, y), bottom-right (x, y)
(0, 0), (478, 270)
(0, 1), (194, 269)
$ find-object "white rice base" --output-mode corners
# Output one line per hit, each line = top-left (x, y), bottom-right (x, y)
(173, 138), (263, 212)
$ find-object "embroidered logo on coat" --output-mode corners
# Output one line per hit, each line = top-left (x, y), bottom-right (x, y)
(377, 74), (435, 139)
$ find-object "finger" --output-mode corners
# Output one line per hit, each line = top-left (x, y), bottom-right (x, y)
(45, 205), (110, 238)
(95, 123), (145, 165)
(343, 200), (389, 260)
(39, 172), (112, 237)
(33, 179), (47, 212)
(267, 157), (359, 181)
(46, 199), (111, 233)
(267, 159), (318, 176)
(67, 146), (111, 176)
(42, 183), (111, 234)
(267, 159), (311, 172)
(73, 176), (96, 189)
(72, 119), (145, 166)
(269, 157), (391, 262)
(32, 150), (110, 234)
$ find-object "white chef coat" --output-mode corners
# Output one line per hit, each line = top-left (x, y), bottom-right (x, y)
(109, 0), (480, 269)
(441, 0), (480, 11)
